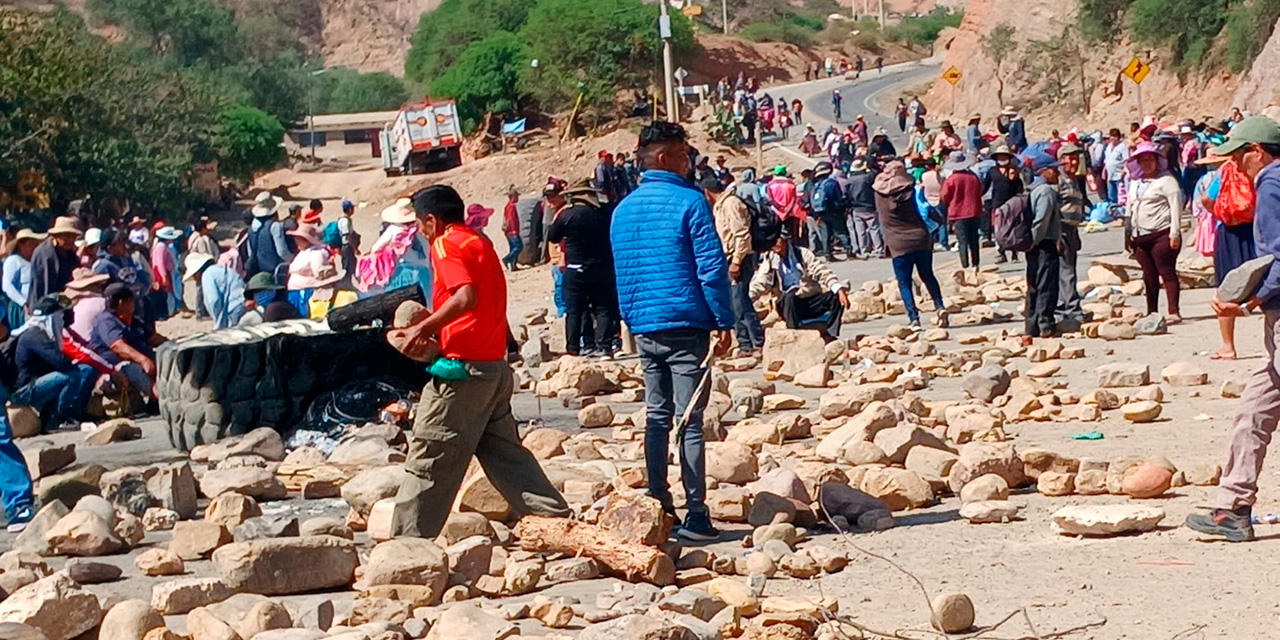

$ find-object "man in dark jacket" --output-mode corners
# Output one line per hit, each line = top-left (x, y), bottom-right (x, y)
(29, 217), (81, 307)
(1055, 144), (1090, 330)
(245, 193), (294, 281)
(593, 151), (621, 206)
(611, 122), (734, 542)
(868, 129), (897, 162)
(845, 159), (883, 259)
(546, 181), (618, 357)
(11, 296), (96, 433)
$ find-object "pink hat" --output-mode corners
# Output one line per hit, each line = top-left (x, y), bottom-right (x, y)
(1126, 141), (1168, 179)
(465, 203), (495, 230)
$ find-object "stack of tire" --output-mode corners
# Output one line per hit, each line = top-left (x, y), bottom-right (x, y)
(157, 319), (429, 451)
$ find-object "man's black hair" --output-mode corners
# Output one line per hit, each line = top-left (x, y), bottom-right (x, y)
(309, 199), (322, 209)
(105, 283), (134, 311)
(101, 228), (124, 247)
(1260, 143), (1280, 159)
(699, 175), (724, 193)
(411, 185), (466, 224)
(638, 121), (687, 148)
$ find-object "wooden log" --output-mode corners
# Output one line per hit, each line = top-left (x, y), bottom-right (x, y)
(515, 516), (675, 586)
(327, 285), (425, 332)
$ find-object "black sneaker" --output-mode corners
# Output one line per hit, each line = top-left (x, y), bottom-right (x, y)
(1185, 509), (1254, 542)
(677, 511), (720, 542)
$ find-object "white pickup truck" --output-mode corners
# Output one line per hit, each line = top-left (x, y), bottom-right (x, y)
(379, 99), (463, 176)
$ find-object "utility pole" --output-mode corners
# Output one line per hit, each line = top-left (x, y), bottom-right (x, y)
(658, 0), (677, 122)
(722, 0), (729, 34)
(878, 0), (886, 27)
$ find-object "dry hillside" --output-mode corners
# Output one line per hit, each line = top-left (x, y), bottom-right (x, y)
(921, 0), (1253, 135)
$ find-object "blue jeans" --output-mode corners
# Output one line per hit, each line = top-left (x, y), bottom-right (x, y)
(0, 384), (34, 521)
(11, 365), (96, 429)
(637, 329), (711, 516)
(504, 236), (522, 271)
(891, 250), (946, 323)
(731, 258), (765, 351)
(551, 265), (567, 317)
(1108, 179), (1121, 204)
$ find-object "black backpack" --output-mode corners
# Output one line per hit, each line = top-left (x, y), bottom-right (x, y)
(736, 193), (781, 253)
(993, 192), (1034, 252)
(0, 336), (19, 391)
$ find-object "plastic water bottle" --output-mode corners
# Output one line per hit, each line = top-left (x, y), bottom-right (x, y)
(1251, 513), (1280, 525)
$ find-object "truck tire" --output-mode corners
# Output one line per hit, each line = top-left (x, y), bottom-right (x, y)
(157, 320), (430, 451)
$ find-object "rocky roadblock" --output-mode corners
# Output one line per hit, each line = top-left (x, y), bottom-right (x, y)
(0, 256), (1271, 639)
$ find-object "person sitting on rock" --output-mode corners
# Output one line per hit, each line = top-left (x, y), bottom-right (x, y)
(10, 295), (97, 433)
(89, 284), (166, 407)
(749, 229), (850, 342)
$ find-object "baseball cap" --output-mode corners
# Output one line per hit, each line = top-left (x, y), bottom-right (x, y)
(1211, 116), (1280, 155)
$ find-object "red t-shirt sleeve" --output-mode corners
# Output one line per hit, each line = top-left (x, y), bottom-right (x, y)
(431, 236), (475, 294)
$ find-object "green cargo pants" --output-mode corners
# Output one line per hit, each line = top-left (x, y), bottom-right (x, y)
(390, 359), (570, 538)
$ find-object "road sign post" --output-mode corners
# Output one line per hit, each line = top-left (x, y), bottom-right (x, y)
(1122, 56), (1150, 118)
(942, 66), (962, 112)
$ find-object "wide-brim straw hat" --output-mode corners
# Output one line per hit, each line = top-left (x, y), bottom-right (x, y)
(380, 199), (416, 225)
(47, 217), (82, 237)
(183, 253), (216, 281)
(252, 192), (281, 218)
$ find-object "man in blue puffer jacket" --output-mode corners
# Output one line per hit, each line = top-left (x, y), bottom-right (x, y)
(611, 121), (734, 542)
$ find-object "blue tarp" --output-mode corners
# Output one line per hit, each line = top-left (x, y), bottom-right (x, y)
(502, 118), (527, 135)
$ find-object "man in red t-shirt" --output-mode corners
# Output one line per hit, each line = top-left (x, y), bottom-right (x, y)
(387, 185), (569, 539)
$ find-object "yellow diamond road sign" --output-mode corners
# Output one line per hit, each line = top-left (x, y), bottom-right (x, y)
(942, 66), (962, 86)
(1123, 56), (1150, 84)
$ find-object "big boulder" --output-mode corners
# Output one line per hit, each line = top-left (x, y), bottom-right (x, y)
(814, 401), (898, 460)
(1050, 505), (1165, 536)
(948, 442), (1026, 494)
(98, 600), (163, 640)
(212, 536), (358, 596)
(817, 384), (896, 420)
(0, 574), (102, 640)
(705, 442), (758, 485)
(340, 467), (405, 517)
(962, 365), (1010, 402)
(198, 468), (287, 502)
(577, 614), (695, 640)
(858, 468), (933, 511)
(45, 511), (124, 557)
(762, 328), (827, 381)
(1097, 363), (1150, 388)
(356, 538), (448, 606)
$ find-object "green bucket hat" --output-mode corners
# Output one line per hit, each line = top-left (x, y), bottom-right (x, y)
(245, 272), (283, 293)
(772, 164), (788, 177)
(1211, 115), (1280, 155)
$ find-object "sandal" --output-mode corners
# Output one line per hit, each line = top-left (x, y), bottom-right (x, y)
(1210, 350), (1237, 361)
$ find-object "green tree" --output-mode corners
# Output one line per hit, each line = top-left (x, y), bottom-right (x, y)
(1078, 0), (1135, 42)
(1225, 0), (1280, 72)
(0, 8), (224, 212)
(885, 8), (964, 48)
(404, 0), (532, 84)
(518, 0), (696, 111)
(322, 70), (410, 114)
(430, 31), (527, 131)
(214, 106), (285, 182)
(981, 24), (1018, 107)
(86, 0), (239, 66)
(1128, 0), (1228, 68)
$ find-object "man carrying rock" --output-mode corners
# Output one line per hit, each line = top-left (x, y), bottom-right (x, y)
(611, 122), (734, 541)
(388, 185), (570, 539)
(1186, 116), (1280, 542)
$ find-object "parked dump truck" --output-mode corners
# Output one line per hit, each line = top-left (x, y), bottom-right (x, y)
(379, 98), (463, 177)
